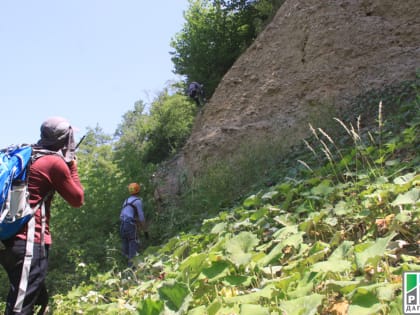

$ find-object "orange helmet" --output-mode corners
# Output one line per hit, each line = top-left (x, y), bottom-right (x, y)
(128, 182), (141, 195)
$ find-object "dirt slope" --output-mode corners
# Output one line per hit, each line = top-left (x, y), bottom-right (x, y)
(157, 0), (420, 198)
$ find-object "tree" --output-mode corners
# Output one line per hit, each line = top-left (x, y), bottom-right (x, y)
(114, 100), (151, 180)
(48, 127), (123, 293)
(114, 91), (195, 166)
(171, 0), (236, 97)
(143, 91), (196, 163)
(170, 0), (283, 98)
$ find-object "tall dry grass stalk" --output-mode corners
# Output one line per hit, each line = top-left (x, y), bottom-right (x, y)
(378, 101), (384, 169)
(378, 101), (383, 129)
(308, 123), (319, 140)
(297, 159), (313, 172)
(300, 102), (386, 182)
(303, 139), (317, 158)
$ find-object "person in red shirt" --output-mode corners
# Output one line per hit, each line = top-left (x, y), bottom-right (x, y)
(0, 117), (84, 315)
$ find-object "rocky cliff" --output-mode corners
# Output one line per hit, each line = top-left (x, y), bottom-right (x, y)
(158, 0), (420, 198)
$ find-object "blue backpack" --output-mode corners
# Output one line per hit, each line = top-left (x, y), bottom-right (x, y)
(0, 145), (34, 240)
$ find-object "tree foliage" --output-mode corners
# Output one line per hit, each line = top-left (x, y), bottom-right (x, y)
(144, 91), (196, 163)
(48, 127), (124, 293)
(114, 91), (195, 166)
(170, 0), (284, 97)
(113, 100), (150, 181)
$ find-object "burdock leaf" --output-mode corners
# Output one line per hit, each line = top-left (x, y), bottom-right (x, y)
(391, 188), (419, 206)
(226, 231), (259, 266)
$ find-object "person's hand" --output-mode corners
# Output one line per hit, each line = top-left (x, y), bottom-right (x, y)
(67, 156), (77, 168)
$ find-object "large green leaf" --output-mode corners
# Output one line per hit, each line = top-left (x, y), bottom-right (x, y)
(226, 231), (259, 266)
(311, 240), (354, 273)
(333, 200), (353, 216)
(395, 211), (413, 223)
(224, 284), (275, 304)
(333, 200), (352, 216)
(257, 242), (284, 267)
(329, 240), (354, 260)
(348, 303), (385, 315)
(393, 172), (416, 185)
(178, 253), (209, 282)
(243, 193), (261, 208)
(311, 179), (334, 196)
(355, 232), (396, 270)
(272, 272), (301, 293)
(311, 260), (352, 273)
(240, 303), (270, 315)
(376, 283), (399, 301)
(137, 298), (164, 315)
(207, 299), (222, 315)
(262, 190), (279, 201)
(349, 282), (400, 304)
(348, 289), (383, 315)
(222, 274), (253, 286)
(250, 207), (269, 221)
(279, 293), (324, 315)
(287, 275), (314, 299)
(388, 296), (403, 315)
(187, 305), (206, 315)
(391, 188), (419, 206)
(199, 260), (231, 282)
(84, 303), (121, 314)
(158, 281), (191, 312)
(211, 222), (227, 234)
(272, 225), (299, 239)
(258, 229), (304, 266)
(326, 279), (363, 294)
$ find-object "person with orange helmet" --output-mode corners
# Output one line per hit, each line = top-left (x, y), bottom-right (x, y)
(119, 182), (147, 267)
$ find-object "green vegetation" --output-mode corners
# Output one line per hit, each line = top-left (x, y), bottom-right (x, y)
(114, 91), (196, 166)
(47, 79), (419, 314)
(171, 0), (284, 98)
(0, 0), (418, 313)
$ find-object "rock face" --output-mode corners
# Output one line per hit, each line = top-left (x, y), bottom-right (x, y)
(157, 0), (420, 199)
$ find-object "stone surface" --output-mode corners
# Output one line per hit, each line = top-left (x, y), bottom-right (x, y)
(156, 0), (420, 200)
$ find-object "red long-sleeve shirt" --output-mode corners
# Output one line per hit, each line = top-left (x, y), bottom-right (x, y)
(16, 154), (84, 244)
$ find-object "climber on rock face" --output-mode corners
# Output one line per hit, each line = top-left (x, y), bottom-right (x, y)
(187, 82), (206, 106)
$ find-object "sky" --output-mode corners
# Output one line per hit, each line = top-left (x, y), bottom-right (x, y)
(0, 1), (189, 147)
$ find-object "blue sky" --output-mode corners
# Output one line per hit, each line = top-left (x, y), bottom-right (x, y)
(0, 1), (189, 147)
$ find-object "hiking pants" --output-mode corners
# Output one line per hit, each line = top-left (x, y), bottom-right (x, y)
(119, 218), (138, 264)
(0, 238), (49, 315)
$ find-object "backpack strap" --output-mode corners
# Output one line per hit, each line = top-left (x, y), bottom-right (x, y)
(14, 195), (51, 312)
(13, 148), (55, 313)
(31, 146), (63, 162)
(14, 214), (36, 312)
(124, 197), (140, 219)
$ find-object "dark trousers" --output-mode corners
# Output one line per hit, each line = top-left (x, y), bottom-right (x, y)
(119, 219), (138, 266)
(0, 239), (49, 315)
